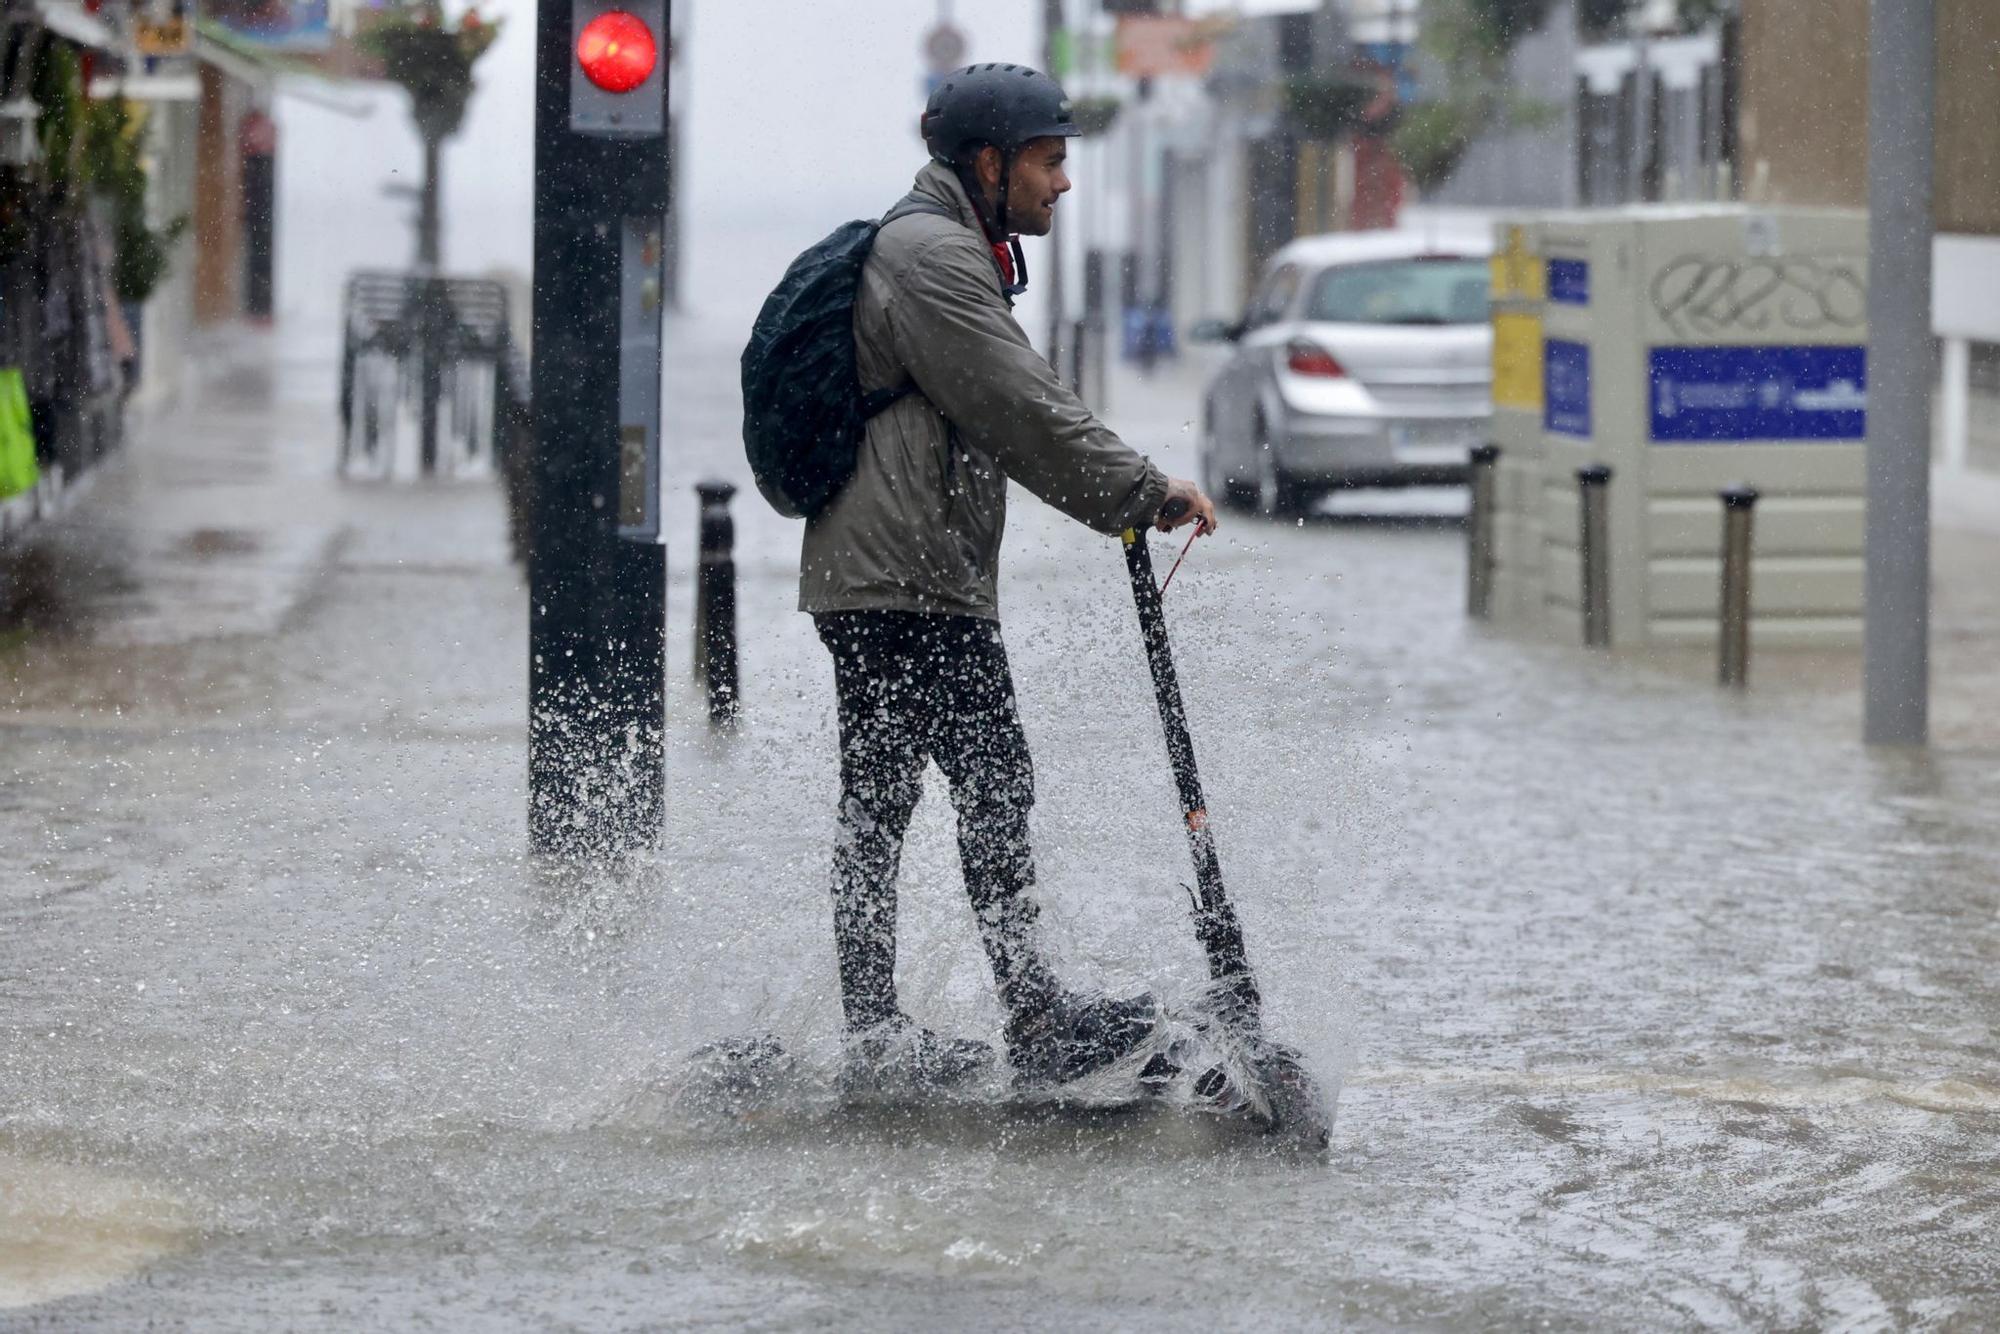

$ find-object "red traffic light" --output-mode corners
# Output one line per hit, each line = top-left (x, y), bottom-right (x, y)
(576, 11), (657, 94)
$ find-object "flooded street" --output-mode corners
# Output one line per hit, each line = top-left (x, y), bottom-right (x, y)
(6, 1), (2000, 1320)
(4, 307), (1999, 1327)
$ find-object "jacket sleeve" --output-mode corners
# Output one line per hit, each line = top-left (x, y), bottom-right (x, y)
(885, 233), (1170, 535)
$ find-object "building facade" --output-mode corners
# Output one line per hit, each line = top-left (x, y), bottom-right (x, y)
(1730, 0), (2000, 476)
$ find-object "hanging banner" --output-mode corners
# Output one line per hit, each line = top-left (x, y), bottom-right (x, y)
(135, 0), (196, 57)
(205, 0), (332, 52)
(1114, 16), (1224, 78)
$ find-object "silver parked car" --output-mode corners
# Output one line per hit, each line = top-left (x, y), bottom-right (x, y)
(1193, 225), (1494, 515)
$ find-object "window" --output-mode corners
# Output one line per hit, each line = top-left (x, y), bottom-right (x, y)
(1302, 258), (1491, 326)
(1247, 264), (1303, 328)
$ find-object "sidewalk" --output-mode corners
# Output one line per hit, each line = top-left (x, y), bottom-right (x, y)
(0, 326), (512, 719)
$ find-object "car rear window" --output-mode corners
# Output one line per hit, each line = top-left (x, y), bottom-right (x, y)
(1303, 258), (1491, 326)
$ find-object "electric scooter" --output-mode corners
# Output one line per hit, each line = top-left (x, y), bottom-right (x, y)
(1121, 512), (1331, 1152)
(663, 515), (1332, 1152)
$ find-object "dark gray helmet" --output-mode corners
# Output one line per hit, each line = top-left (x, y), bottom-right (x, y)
(921, 63), (1080, 166)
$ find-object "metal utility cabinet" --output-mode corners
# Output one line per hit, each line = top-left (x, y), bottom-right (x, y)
(1486, 206), (1870, 649)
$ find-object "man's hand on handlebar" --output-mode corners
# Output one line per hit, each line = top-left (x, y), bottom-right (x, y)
(1156, 478), (1218, 536)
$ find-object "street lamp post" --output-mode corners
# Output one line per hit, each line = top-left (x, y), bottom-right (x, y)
(1863, 0), (1935, 746)
(1044, 0), (1068, 367)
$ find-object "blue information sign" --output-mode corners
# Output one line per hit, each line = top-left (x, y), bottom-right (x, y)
(1547, 258), (1590, 306)
(1544, 339), (1592, 437)
(1650, 346), (1868, 443)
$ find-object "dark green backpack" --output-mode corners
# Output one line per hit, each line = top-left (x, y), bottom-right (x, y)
(740, 200), (951, 518)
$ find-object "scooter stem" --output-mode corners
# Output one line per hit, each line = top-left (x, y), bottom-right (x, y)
(1122, 527), (1262, 1025)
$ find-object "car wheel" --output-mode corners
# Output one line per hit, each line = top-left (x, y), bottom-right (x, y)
(1254, 423), (1298, 519)
(1202, 443), (1240, 513)
(1200, 401), (1248, 512)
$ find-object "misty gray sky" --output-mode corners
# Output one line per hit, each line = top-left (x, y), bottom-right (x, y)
(279, 1), (1042, 324)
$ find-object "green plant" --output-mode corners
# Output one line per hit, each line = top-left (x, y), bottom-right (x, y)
(1577, 0), (1630, 39)
(1391, 0), (1560, 193)
(31, 39), (84, 196)
(360, 2), (502, 144)
(1070, 95), (1121, 138)
(80, 98), (190, 304)
(359, 2), (503, 265)
(1579, 0), (1733, 40)
(1463, 0), (1560, 57)
(1676, 0), (1735, 30)
(1279, 75), (1377, 141)
(14, 47), (186, 303)
(1390, 92), (1558, 192)
(1390, 102), (1477, 192)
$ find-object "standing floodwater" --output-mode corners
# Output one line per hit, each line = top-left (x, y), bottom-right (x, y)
(7, 0), (2000, 1321)
(4, 312), (1998, 1327)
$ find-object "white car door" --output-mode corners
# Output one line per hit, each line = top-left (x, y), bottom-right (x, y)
(1224, 261), (1305, 463)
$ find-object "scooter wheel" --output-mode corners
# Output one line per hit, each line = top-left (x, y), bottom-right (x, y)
(1250, 1045), (1332, 1152)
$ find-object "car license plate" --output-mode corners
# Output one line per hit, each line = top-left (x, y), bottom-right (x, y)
(1390, 423), (1475, 465)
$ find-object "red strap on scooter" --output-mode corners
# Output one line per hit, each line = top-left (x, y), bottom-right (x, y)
(1159, 527), (1201, 596)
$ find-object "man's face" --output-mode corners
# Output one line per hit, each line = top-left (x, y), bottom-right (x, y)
(977, 138), (1072, 237)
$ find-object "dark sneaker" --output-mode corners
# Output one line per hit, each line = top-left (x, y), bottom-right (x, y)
(1005, 990), (1161, 1090)
(840, 1014), (995, 1096)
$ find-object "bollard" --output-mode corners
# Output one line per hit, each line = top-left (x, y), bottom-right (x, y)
(417, 276), (448, 475)
(694, 480), (740, 726)
(1576, 464), (1613, 648)
(1466, 443), (1502, 620)
(1718, 485), (1759, 688)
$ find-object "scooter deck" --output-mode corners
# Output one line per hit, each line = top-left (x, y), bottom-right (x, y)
(666, 1024), (1329, 1152)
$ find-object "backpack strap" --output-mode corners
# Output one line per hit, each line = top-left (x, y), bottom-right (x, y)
(881, 197), (956, 227)
(860, 382), (917, 419)
(859, 196), (958, 420)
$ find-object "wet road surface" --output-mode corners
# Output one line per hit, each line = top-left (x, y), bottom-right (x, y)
(3, 321), (1999, 1329)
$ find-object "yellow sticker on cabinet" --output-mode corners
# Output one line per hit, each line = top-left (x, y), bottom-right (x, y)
(1492, 313), (1544, 412)
(1490, 226), (1546, 302)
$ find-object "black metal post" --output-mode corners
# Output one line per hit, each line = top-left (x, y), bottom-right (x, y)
(418, 134), (443, 270)
(1577, 464), (1612, 648)
(418, 277), (445, 475)
(1719, 485), (1758, 688)
(528, 0), (671, 856)
(1084, 247), (1108, 416)
(1467, 443), (1500, 620)
(694, 480), (738, 726)
(1068, 318), (1087, 397)
(241, 122), (277, 320)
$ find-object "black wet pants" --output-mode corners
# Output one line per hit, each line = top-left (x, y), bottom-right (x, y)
(816, 611), (1059, 1031)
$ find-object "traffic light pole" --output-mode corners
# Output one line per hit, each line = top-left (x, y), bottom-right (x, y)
(529, 0), (670, 855)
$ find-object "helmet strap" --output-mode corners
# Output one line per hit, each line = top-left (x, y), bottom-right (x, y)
(956, 150), (1030, 299)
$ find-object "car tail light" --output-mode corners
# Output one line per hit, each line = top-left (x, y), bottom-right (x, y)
(1285, 339), (1346, 378)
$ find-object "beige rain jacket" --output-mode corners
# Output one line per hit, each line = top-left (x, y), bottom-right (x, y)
(798, 162), (1170, 620)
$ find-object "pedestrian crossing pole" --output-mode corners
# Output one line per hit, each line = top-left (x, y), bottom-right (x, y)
(528, 0), (671, 854)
